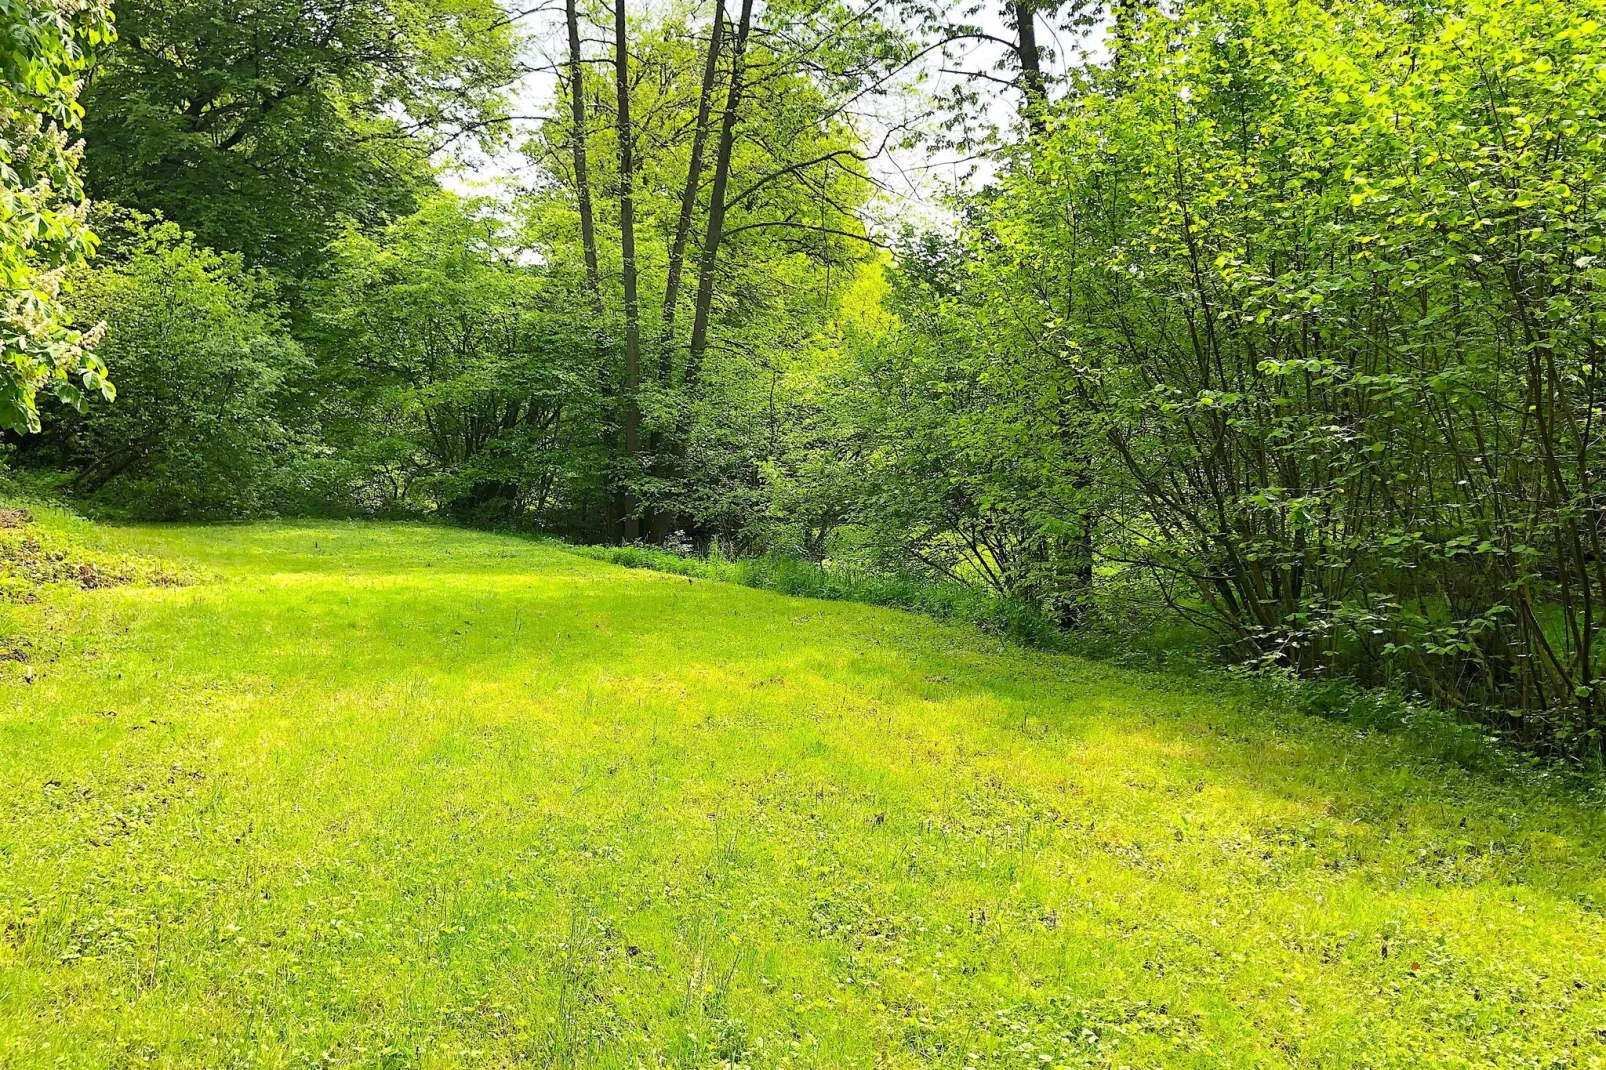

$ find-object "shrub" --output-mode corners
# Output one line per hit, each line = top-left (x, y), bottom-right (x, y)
(28, 211), (309, 517)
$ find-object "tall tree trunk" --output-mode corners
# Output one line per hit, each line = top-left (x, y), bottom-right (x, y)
(567, 0), (619, 540)
(566, 0), (604, 306)
(614, 0), (643, 541)
(658, 1), (725, 383)
(644, 0), (725, 544)
(683, 0), (755, 394)
(1012, 0), (1047, 135)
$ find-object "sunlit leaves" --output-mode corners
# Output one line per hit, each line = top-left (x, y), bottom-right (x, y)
(0, 0), (114, 433)
(941, 0), (1606, 757)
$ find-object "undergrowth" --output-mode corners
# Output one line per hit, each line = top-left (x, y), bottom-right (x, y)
(566, 542), (1066, 648)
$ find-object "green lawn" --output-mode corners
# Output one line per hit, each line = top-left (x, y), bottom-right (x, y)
(2, 520), (1603, 1068)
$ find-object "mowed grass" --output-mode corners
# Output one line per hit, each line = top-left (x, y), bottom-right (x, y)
(2, 521), (1604, 1069)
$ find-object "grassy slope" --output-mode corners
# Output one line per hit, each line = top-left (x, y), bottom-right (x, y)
(1, 521), (1603, 1069)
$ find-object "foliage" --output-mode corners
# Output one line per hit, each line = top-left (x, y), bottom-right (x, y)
(818, 243), (1100, 623)
(838, 0), (1606, 762)
(521, 1), (889, 540)
(0, 0), (113, 432)
(80, 0), (517, 277)
(311, 193), (610, 524)
(28, 210), (307, 518)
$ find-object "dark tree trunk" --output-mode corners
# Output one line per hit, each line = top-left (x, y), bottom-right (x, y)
(566, 0), (604, 306)
(642, 2), (726, 543)
(659, 1), (725, 382)
(614, 0), (643, 541)
(1012, 0), (1047, 135)
(684, 0), (756, 394)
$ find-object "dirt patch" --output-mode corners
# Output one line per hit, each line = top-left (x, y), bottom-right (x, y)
(0, 509), (193, 602)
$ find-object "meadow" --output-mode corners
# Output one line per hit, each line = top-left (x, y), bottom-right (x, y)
(1, 517), (1603, 1068)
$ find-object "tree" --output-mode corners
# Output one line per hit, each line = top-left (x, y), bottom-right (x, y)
(919, 0), (1100, 146)
(565, 0), (604, 309)
(657, 1), (724, 378)
(683, 0), (755, 393)
(0, 0), (115, 433)
(612, 0), (644, 539)
(936, 0), (1606, 758)
(528, 0), (897, 541)
(80, 0), (518, 278)
(311, 192), (608, 525)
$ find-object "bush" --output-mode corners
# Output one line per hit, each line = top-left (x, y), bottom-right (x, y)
(26, 211), (310, 518)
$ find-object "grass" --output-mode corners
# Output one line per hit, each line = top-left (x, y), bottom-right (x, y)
(567, 542), (1536, 779)
(0, 503), (191, 605)
(1, 517), (1604, 1068)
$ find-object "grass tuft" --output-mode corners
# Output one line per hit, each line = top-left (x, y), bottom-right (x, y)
(0, 505), (191, 604)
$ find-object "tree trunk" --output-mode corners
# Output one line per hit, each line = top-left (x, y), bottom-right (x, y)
(614, 0), (643, 541)
(658, 1), (725, 383)
(570, 0), (628, 542)
(1012, 0), (1047, 135)
(641, 0), (725, 543)
(683, 0), (756, 394)
(566, 0), (604, 307)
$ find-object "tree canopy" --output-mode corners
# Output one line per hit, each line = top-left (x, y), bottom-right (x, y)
(81, 0), (518, 275)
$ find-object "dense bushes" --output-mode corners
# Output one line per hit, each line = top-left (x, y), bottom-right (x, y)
(25, 213), (307, 518)
(838, 0), (1606, 761)
(310, 195), (610, 527)
(1079, 0), (1606, 758)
